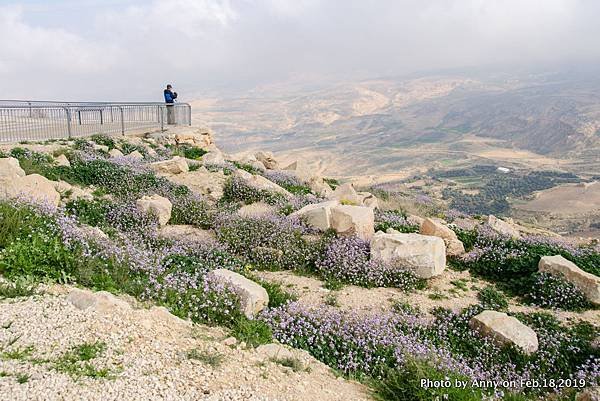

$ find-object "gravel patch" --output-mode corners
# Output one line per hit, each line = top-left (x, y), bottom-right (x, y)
(0, 288), (371, 401)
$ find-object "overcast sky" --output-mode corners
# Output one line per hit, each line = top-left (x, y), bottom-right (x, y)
(1, 0), (600, 101)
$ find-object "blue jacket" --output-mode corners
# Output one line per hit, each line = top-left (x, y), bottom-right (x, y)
(164, 89), (177, 103)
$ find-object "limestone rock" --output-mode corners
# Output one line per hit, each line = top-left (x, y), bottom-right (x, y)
(202, 150), (225, 165)
(329, 183), (361, 205)
(126, 150), (144, 161)
(93, 144), (109, 152)
(55, 154), (70, 167)
(445, 239), (466, 257)
(407, 214), (425, 227)
(283, 160), (319, 183)
(255, 151), (279, 170)
(256, 343), (295, 360)
(330, 204), (375, 240)
(488, 215), (521, 238)
(357, 192), (379, 209)
(136, 194), (172, 226)
(234, 170), (292, 197)
(150, 156), (189, 175)
(0, 157), (25, 179)
(308, 177), (333, 197)
(207, 269), (269, 318)
(158, 224), (216, 244)
(370, 232), (446, 278)
(67, 288), (130, 314)
(168, 167), (227, 201)
(469, 310), (538, 354)
(237, 202), (278, 218)
(146, 147), (157, 157)
(420, 218), (464, 257)
(0, 173), (60, 207)
(174, 128), (214, 148)
(539, 255), (600, 305)
(108, 148), (124, 158)
(291, 200), (339, 231)
(420, 218), (457, 241)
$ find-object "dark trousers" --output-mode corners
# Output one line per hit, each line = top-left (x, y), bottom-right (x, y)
(166, 104), (175, 124)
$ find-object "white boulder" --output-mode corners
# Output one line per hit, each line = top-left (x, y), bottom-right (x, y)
(0, 157), (25, 179)
(202, 150), (225, 165)
(255, 151), (279, 170)
(488, 215), (521, 238)
(237, 202), (278, 218)
(109, 148), (124, 158)
(150, 156), (189, 175)
(330, 204), (375, 240)
(54, 154), (70, 167)
(207, 269), (269, 318)
(469, 310), (538, 355)
(539, 255), (600, 305)
(291, 200), (339, 231)
(308, 177), (333, 197)
(67, 288), (131, 314)
(0, 173), (61, 207)
(420, 218), (465, 256)
(158, 224), (216, 244)
(126, 150), (144, 161)
(357, 192), (379, 209)
(136, 194), (172, 226)
(168, 167), (227, 201)
(329, 183), (362, 205)
(370, 232), (446, 278)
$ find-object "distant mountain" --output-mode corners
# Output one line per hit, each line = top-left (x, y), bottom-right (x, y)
(191, 73), (600, 177)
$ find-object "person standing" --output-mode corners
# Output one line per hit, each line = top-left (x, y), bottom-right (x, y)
(164, 84), (178, 124)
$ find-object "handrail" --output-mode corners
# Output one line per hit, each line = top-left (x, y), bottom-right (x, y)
(0, 100), (192, 143)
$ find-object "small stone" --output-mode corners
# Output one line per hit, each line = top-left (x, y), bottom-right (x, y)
(222, 337), (237, 346)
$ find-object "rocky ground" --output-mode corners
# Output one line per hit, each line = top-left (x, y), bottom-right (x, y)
(0, 286), (370, 401)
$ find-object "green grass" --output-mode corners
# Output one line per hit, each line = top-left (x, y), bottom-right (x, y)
(15, 373), (30, 384)
(186, 349), (225, 368)
(1, 345), (35, 361)
(0, 277), (37, 299)
(230, 319), (272, 347)
(53, 341), (111, 379)
(270, 356), (307, 373)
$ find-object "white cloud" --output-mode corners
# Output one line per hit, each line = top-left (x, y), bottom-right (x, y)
(1, 0), (600, 100)
(0, 5), (119, 75)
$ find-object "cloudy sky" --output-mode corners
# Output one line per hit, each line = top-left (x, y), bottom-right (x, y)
(2, 0), (600, 101)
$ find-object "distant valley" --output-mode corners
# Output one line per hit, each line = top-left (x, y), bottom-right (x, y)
(191, 72), (600, 236)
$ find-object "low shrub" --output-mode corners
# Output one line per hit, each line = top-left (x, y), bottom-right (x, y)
(316, 236), (425, 290)
(374, 209), (419, 234)
(221, 176), (283, 205)
(90, 134), (116, 149)
(528, 272), (590, 311)
(477, 286), (509, 311)
(216, 214), (319, 271)
(372, 359), (486, 401)
(230, 318), (273, 347)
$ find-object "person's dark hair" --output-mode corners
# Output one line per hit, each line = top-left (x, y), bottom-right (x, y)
(166, 84), (172, 89)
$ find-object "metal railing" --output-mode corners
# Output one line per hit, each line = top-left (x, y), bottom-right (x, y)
(0, 100), (191, 143)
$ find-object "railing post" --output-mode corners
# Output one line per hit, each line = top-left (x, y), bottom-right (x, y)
(159, 105), (164, 132)
(119, 106), (125, 136)
(188, 105), (192, 126)
(65, 107), (72, 139)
